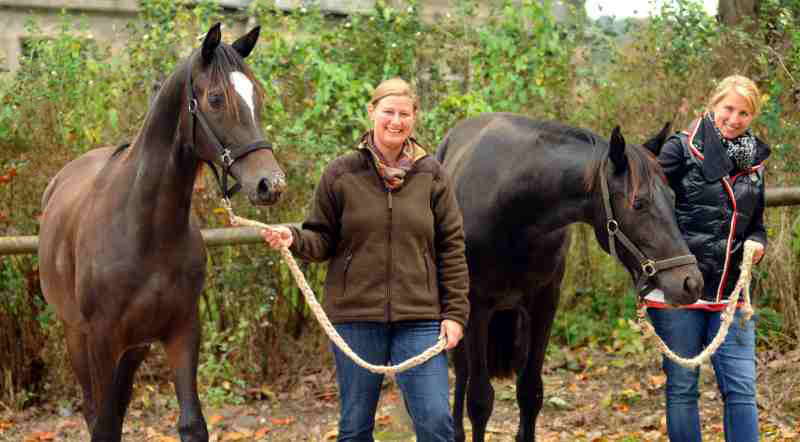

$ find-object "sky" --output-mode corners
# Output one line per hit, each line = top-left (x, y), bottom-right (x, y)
(585, 0), (718, 19)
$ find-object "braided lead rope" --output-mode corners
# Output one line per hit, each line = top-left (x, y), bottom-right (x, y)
(635, 242), (756, 369)
(220, 199), (446, 374)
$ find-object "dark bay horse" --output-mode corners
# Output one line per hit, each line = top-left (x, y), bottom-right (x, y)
(37, 24), (285, 441)
(436, 113), (704, 442)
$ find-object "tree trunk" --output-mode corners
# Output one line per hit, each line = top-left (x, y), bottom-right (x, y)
(717, 0), (761, 26)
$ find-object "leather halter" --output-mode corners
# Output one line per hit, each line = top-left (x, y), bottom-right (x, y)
(184, 60), (273, 198)
(598, 158), (697, 296)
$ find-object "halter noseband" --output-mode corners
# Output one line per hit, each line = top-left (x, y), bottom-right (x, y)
(184, 61), (273, 198)
(598, 159), (697, 296)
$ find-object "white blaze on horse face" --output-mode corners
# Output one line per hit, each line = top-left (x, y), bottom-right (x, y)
(230, 71), (256, 124)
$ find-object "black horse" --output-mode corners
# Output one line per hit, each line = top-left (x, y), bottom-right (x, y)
(436, 113), (704, 442)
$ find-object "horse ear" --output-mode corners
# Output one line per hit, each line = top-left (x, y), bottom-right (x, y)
(233, 26), (260, 59)
(202, 23), (222, 65)
(642, 122), (672, 156)
(609, 126), (627, 174)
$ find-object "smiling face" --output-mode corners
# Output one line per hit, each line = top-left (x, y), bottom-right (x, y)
(368, 95), (416, 155)
(712, 91), (754, 140)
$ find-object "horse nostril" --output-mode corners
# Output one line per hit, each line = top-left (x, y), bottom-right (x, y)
(684, 276), (701, 296)
(257, 178), (270, 196)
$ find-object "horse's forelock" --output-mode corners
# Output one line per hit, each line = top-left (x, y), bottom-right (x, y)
(625, 145), (664, 205)
(583, 142), (660, 207)
(202, 45), (265, 123)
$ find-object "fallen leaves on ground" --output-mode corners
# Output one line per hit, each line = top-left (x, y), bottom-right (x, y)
(2, 345), (798, 441)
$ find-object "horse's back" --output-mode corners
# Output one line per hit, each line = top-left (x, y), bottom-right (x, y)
(41, 146), (116, 213)
(437, 113), (581, 289)
(437, 113), (523, 175)
(38, 146), (116, 325)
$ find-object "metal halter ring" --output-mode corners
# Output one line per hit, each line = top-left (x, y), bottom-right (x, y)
(642, 260), (657, 277)
(607, 219), (619, 235)
(220, 149), (234, 167)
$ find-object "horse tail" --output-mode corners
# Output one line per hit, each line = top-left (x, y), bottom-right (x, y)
(487, 307), (531, 379)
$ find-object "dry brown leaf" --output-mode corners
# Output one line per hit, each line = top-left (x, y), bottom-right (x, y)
(613, 403), (630, 413)
(220, 431), (249, 441)
(208, 415), (225, 425)
(323, 428), (338, 440)
(254, 426), (271, 438)
(271, 417), (295, 426)
(649, 374), (666, 389)
(25, 432), (56, 441)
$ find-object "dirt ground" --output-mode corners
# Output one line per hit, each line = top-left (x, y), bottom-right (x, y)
(2, 345), (799, 442)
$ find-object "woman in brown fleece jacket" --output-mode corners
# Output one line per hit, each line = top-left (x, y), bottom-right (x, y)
(261, 78), (469, 442)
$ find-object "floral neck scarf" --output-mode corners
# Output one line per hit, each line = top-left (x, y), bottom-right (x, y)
(707, 112), (757, 170)
(359, 131), (427, 190)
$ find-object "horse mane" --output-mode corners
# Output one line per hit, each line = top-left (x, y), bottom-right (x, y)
(111, 142), (132, 157)
(582, 136), (663, 206)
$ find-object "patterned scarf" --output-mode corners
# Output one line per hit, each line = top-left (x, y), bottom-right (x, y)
(359, 131), (427, 190)
(707, 112), (757, 170)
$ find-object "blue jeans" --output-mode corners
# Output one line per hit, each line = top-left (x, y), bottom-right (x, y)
(332, 321), (454, 442)
(647, 307), (758, 442)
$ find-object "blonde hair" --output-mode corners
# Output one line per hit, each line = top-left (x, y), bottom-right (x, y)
(708, 75), (762, 116)
(370, 78), (419, 111)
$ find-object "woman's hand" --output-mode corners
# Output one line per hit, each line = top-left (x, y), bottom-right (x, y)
(746, 240), (765, 264)
(440, 319), (464, 350)
(260, 226), (293, 250)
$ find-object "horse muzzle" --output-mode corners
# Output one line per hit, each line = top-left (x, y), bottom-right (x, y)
(655, 266), (704, 306)
(250, 172), (286, 205)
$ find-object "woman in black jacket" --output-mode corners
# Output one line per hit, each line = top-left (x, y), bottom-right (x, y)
(645, 75), (769, 442)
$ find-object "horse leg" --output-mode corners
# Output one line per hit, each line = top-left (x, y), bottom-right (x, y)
(466, 305), (494, 442)
(65, 325), (96, 426)
(452, 341), (469, 442)
(515, 281), (561, 442)
(164, 315), (208, 442)
(111, 346), (151, 431)
(85, 327), (124, 442)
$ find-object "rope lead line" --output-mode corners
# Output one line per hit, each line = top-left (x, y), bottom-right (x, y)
(635, 241), (756, 369)
(221, 199), (446, 374)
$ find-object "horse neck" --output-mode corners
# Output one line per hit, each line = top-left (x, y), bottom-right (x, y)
(121, 62), (199, 235)
(514, 145), (599, 234)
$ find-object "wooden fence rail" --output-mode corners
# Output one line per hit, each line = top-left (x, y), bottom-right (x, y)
(2, 188), (800, 256)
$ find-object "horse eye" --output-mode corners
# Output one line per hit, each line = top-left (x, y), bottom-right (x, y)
(633, 198), (648, 210)
(208, 94), (224, 109)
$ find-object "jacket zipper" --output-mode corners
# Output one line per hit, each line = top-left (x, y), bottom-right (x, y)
(343, 251), (353, 296)
(386, 188), (393, 321)
(423, 251), (431, 294)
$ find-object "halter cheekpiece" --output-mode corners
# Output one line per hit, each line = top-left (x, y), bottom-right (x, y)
(598, 158), (698, 297)
(184, 57), (273, 198)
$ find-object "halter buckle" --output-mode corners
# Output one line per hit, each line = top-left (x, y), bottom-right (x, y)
(642, 260), (657, 277)
(220, 148), (234, 167)
(607, 219), (619, 235)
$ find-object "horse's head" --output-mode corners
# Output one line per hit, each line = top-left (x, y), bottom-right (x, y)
(185, 23), (286, 205)
(592, 124), (703, 305)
